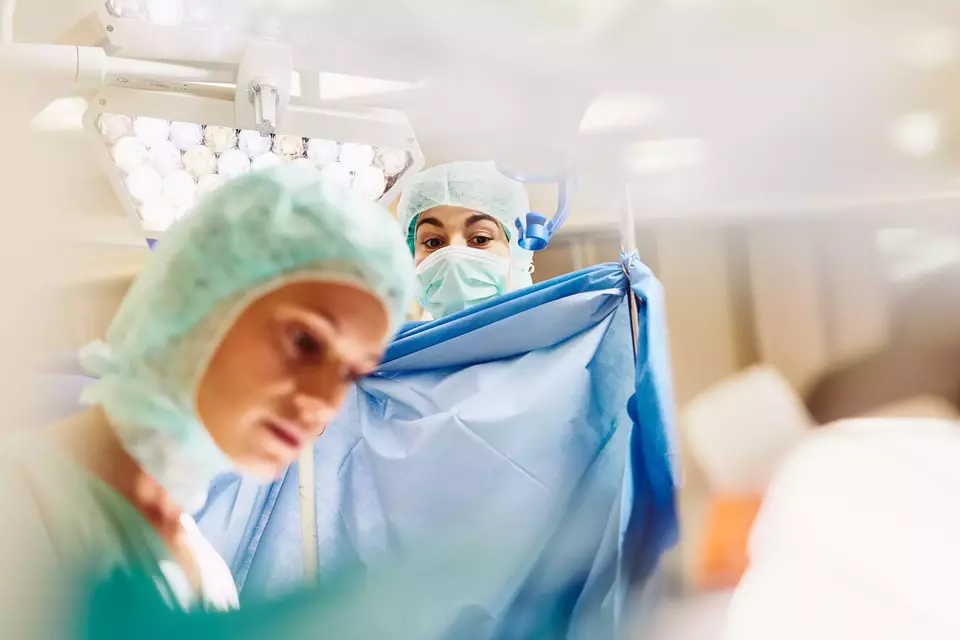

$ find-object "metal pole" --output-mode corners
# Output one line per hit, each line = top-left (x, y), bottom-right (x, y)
(0, 0), (16, 45)
(298, 446), (320, 581)
(621, 184), (640, 358)
(620, 183), (638, 255)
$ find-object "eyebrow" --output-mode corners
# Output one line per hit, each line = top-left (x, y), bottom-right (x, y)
(415, 216), (444, 231)
(465, 213), (500, 228)
(281, 305), (340, 335)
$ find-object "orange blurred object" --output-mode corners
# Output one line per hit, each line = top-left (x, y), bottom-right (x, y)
(696, 495), (764, 590)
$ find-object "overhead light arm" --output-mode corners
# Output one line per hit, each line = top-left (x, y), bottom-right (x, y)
(0, 40), (234, 91)
(235, 41), (293, 136)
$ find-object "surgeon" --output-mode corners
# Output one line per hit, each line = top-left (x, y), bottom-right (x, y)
(1, 166), (414, 622)
(397, 161), (535, 319)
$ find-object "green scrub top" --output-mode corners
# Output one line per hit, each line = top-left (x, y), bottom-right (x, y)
(1, 430), (239, 616)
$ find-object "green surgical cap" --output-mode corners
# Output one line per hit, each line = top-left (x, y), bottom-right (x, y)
(79, 165), (415, 512)
(397, 161), (534, 290)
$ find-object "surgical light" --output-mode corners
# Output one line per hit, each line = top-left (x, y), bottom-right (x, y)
(85, 86), (422, 239)
(217, 148), (251, 179)
(140, 199), (179, 232)
(148, 140), (183, 176)
(197, 173), (225, 195)
(125, 166), (163, 203)
(238, 129), (272, 158)
(163, 170), (197, 209)
(374, 147), (407, 177)
(339, 142), (376, 172)
(251, 151), (283, 172)
(112, 136), (148, 173)
(97, 113), (134, 144)
(352, 165), (387, 200)
(320, 162), (352, 188)
(273, 134), (305, 159)
(169, 121), (203, 150)
(204, 125), (237, 153)
(306, 138), (339, 166)
(133, 116), (171, 148)
(182, 144), (216, 177)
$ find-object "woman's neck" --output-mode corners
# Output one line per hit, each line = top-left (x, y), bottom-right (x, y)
(55, 407), (184, 541)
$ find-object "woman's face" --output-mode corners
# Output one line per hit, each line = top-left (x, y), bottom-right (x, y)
(195, 281), (390, 479)
(413, 205), (511, 266)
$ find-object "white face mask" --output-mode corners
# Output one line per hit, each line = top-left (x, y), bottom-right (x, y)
(415, 246), (510, 319)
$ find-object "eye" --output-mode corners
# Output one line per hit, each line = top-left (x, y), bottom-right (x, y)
(471, 235), (492, 247)
(422, 237), (445, 249)
(287, 325), (326, 363)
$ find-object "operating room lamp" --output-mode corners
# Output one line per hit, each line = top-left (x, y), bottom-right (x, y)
(0, 0), (425, 241)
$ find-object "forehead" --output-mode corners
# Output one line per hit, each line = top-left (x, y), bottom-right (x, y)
(242, 281), (389, 343)
(417, 206), (501, 231)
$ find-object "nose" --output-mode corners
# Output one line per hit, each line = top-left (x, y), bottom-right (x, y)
(291, 369), (350, 433)
(447, 232), (469, 248)
(292, 393), (336, 437)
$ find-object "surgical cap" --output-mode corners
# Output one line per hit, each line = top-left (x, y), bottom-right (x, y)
(397, 161), (534, 290)
(79, 166), (415, 512)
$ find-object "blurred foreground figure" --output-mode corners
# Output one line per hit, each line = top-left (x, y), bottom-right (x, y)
(0, 166), (413, 634)
(725, 418), (960, 640)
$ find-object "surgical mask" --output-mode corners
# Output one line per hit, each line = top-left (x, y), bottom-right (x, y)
(416, 246), (509, 319)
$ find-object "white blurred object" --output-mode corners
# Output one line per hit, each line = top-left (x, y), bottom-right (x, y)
(162, 170), (197, 210)
(113, 136), (148, 174)
(726, 419), (960, 640)
(133, 117), (171, 148)
(682, 365), (814, 494)
(352, 165), (386, 200)
(904, 28), (960, 69)
(251, 151), (282, 172)
(627, 138), (707, 175)
(145, 0), (184, 26)
(204, 126), (238, 153)
(891, 111), (941, 158)
(580, 91), (663, 133)
(238, 130), (273, 158)
(169, 122), (204, 151)
(148, 140), (183, 177)
(273, 134), (305, 159)
(306, 138), (340, 166)
(97, 114), (134, 145)
(645, 592), (734, 640)
(864, 395), (960, 421)
(374, 148), (407, 176)
(217, 148), (250, 178)
(196, 173), (226, 196)
(105, 0), (141, 19)
(125, 166), (163, 204)
(182, 145), (217, 178)
(319, 161), (352, 188)
(139, 200), (178, 232)
(339, 142), (375, 171)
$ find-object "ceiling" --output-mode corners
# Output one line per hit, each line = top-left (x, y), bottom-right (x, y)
(9, 0), (960, 241)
